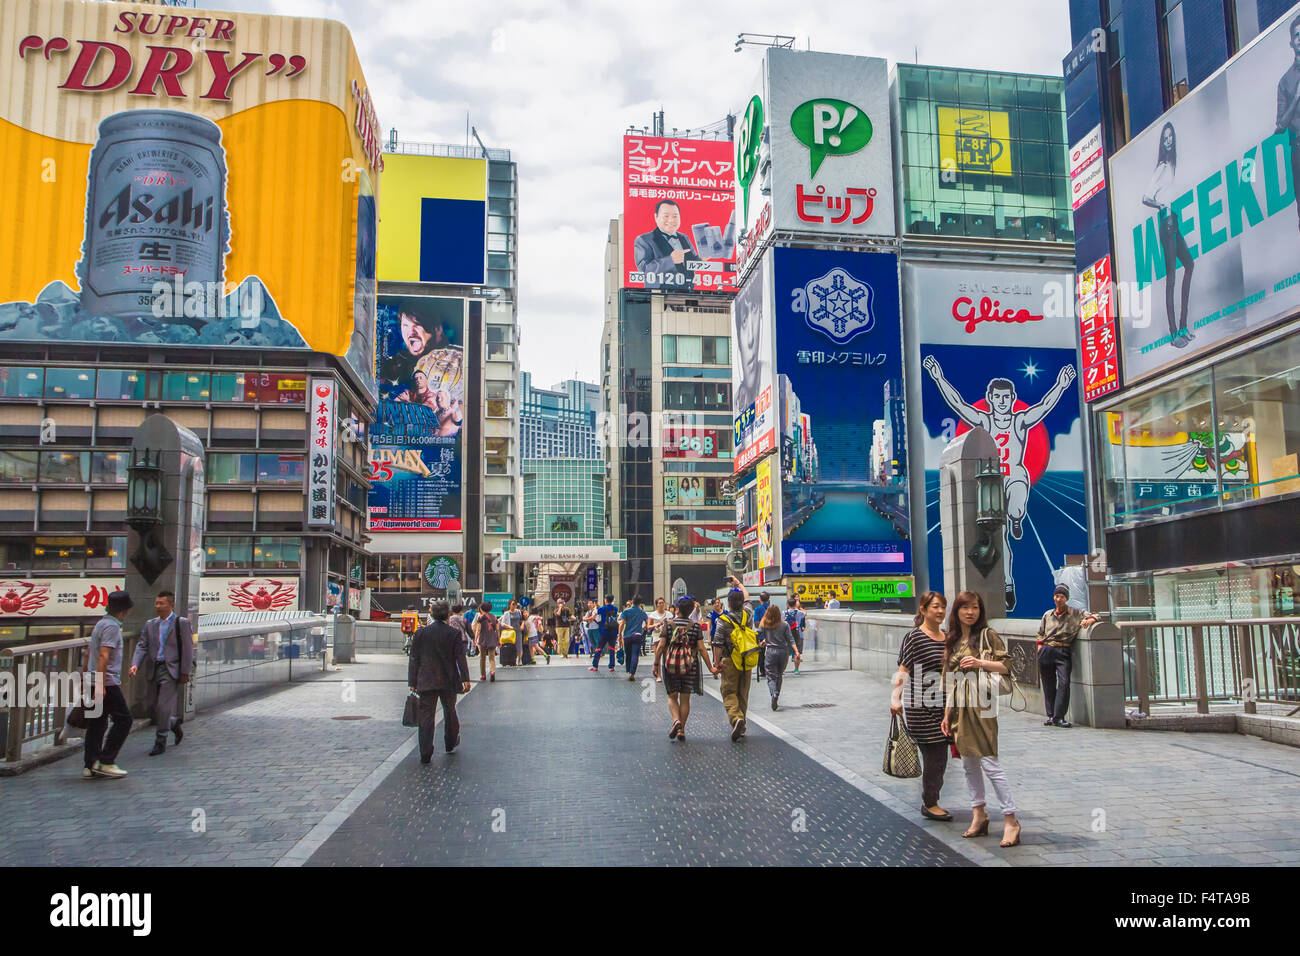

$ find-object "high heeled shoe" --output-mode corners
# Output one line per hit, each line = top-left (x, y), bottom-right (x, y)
(962, 818), (989, 838)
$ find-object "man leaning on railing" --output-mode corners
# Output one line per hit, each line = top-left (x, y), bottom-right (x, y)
(1037, 584), (1098, 728)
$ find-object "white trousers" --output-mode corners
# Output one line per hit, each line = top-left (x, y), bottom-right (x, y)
(961, 754), (1017, 816)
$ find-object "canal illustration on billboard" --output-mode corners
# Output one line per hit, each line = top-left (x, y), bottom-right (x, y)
(773, 247), (910, 577)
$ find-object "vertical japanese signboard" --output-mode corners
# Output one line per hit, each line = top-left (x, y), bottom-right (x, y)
(1077, 255), (1120, 402)
(307, 378), (336, 527)
(732, 251), (776, 474)
(622, 135), (737, 292)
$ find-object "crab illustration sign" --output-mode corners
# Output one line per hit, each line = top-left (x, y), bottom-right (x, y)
(200, 577), (299, 614)
(802, 267), (875, 344)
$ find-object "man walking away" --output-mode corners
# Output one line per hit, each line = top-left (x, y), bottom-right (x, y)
(409, 602), (472, 763)
(83, 590), (135, 779)
(128, 590), (194, 757)
(473, 601), (500, 682)
(589, 594), (620, 672)
(712, 575), (758, 741)
(785, 598), (806, 674)
(618, 595), (649, 681)
(450, 604), (473, 654)
(1037, 585), (1097, 728)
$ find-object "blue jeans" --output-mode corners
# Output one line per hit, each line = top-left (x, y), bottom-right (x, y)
(592, 636), (617, 669)
(624, 636), (643, 676)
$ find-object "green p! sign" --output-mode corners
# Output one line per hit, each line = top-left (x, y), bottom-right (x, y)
(790, 99), (872, 177)
(736, 95), (764, 223)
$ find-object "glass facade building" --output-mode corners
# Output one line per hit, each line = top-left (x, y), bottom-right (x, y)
(519, 372), (601, 460)
(895, 64), (1072, 242)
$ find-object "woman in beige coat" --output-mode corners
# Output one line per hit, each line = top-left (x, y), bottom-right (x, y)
(940, 590), (1022, 848)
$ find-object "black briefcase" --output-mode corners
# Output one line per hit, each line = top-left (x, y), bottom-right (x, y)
(401, 693), (419, 727)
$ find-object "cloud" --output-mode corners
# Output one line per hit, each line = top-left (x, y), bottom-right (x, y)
(218, 0), (1072, 385)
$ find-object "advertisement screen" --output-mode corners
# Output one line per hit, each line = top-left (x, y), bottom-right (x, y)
(937, 107), (1014, 177)
(623, 135), (736, 292)
(664, 476), (728, 509)
(904, 262), (1087, 616)
(378, 154), (486, 285)
(767, 49), (896, 238)
(774, 247), (909, 576)
(661, 426), (729, 460)
(756, 456), (776, 570)
(1109, 7), (1300, 383)
(733, 252), (776, 473)
(664, 524), (734, 555)
(0, 2), (381, 397)
(368, 295), (464, 531)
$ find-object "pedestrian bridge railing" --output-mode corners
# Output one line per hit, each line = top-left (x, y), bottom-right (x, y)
(1, 615), (333, 764)
(1119, 617), (1300, 716)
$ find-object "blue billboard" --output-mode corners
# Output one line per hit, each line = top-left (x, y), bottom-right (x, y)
(773, 247), (911, 576)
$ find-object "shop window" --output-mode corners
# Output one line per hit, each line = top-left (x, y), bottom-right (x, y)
(0, 450), (38, 483)
(96, 369), (150, 401)
(256, 454), (304, 483)
(85, 535), (126, 570)
(0, 539), (32, 570)
(39, 451), (89, 483)
(211, 372), (247, 403)
(208, 453), (256, 484)
(1212, 334), (1300, 507)
(254, 536), (300, 570)
(0, 367), (44, 399)
(33, 538), (88, 570)
(205, 536), (252, 569)
(45, 368), (95, 400)
(1160, 1), (1191, 107)
(1097, 368), (1219, 528)
(91, 451), (129, 484)
(162, 371), (211, 401)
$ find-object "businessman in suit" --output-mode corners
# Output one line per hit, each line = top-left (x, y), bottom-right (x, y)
(408, 602), (472, 764)
(633, 199), (700, 289)
(129, 590), (194, 756)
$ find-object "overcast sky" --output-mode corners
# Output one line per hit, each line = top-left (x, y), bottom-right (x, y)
(224, 0), (1072, 385)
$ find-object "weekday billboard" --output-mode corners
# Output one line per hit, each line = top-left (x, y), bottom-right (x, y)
(368, 295), (464, 531)
(1109, 6), (1300, 383)
(0, 1), (381, 397)
(904, 262), (1086, 616)
(774, 247), (909, 576)
(623, 134), (736, 292)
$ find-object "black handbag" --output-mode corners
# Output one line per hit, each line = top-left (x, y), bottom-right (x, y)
(401, 692), (419, 727)
(66, 704), (88, 730)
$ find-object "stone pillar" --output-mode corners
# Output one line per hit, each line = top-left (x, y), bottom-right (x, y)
(1067, 621), (1126, 728)
(125, 414), (205, 721)
(937, 427), (1006, 618)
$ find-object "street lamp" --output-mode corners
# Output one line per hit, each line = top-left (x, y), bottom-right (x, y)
(967, 458), (1006, 578)
(127, 449), (173, 584)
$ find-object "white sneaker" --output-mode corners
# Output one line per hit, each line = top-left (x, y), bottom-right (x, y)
(93, 761), (127, 778)
(82, 767), (95, 779)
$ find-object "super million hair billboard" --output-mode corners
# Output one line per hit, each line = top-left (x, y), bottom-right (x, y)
(0, 0), (382, 396)
(1108, 4), (1300, 383)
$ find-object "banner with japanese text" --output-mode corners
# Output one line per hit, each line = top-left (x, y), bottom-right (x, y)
(306, 378), (336, 527)
(622, 134), (736, 292)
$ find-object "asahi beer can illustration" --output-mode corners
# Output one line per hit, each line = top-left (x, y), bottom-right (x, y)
(77, 110), (230, 321)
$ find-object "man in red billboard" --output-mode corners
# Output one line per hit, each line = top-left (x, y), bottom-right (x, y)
(634, 200), (700, 289)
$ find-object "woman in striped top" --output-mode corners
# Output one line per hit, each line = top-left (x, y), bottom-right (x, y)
(891, 591), (952, 821)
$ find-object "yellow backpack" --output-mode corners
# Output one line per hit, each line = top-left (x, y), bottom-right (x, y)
(725, 609), (761, 670)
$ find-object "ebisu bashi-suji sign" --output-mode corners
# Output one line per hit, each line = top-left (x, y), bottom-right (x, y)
(0, 1), (381, 397)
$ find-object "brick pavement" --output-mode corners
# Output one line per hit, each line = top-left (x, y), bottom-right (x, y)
(304, 660), (971, 867)
(4, 651), (1296, 867)
(0, 656), (415, 867)
(731, 660), (1300, 867)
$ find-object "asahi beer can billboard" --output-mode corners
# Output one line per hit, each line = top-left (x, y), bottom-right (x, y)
(0, 1), (381, 398)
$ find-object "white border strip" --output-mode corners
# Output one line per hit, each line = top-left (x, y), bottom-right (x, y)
(702, 683), (1005, 867)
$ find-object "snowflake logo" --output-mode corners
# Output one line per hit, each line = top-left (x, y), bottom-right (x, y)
(804, 268), (875, 344)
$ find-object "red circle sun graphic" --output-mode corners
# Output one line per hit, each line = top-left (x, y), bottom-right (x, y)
(954, 399), (1051, 486)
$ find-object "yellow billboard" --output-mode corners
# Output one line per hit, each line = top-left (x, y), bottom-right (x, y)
(0, 0), (382, 395)
(756, 456), (775, 570)
(378, 154), (487, 284)
(937, 107), (1012, 177)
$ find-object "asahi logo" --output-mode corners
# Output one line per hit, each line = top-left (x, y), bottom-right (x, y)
(97, 183), (216, 233)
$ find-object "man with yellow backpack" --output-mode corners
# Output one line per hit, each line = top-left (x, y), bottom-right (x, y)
(710, 575), (762, 742)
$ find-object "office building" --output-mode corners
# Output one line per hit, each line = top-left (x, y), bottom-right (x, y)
(519, 372), (601, 460)
(1065, 1), (1300, 619)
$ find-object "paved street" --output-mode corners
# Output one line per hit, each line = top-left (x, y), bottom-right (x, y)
(1, 652), (1298, 867)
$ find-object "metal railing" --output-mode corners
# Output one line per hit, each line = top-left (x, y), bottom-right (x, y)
(1119, 618), (1300, 715)
(384, 141), (512, 161)
(1, 615), (333, 763)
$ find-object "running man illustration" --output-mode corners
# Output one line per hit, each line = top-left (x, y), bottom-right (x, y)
(923, 355), (1076, 612)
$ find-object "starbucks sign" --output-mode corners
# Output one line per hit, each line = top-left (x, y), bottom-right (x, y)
(424, 555), (460, 590)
